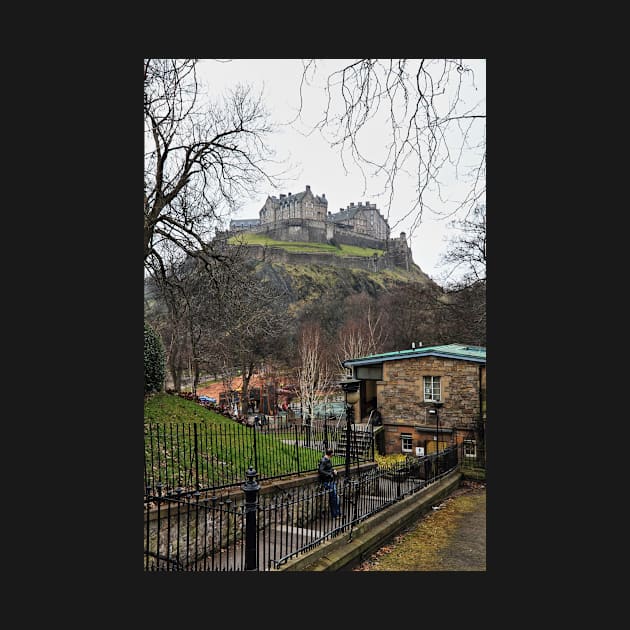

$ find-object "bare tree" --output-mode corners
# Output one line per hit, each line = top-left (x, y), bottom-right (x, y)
(296, 59), (485, 249)
(144, 237), (288, 402)
(435, 203), (486, 345)
(439, 203), (486, 286)
(205, 255), (287, 417)
(144, 256), (191, 392)
(335, 296), (386, 369)
(144, 58), (279, 276)
(219, 358), (240, 416)
(376, 283), (449, 351)
(297, 323), (336, 427)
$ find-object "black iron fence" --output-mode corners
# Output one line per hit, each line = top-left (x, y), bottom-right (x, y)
(144, 418), (375, 495)
(144, 445), (459, 571)
(459, 441), (486, 471)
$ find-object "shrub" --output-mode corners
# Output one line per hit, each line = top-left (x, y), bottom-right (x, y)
(144, 321), (165, 394)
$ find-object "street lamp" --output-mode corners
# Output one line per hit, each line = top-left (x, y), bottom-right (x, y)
(340, 377), (361, 480)
(430, 401), (444, 476)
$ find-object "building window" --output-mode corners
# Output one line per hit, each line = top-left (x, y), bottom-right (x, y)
(423, 376), (441, 402)
(401, 433), (413, 453)
(463, 440), (477, 458)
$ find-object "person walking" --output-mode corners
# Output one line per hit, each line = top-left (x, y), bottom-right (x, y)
(318, 448), (341, 518)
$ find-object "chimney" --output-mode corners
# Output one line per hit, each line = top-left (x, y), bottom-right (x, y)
(305, 185), (310, 191)
(411, 342), (415, 349)
(322, 193), (325, 199)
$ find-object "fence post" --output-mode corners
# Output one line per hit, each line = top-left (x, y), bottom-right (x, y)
(294, 425), (300, 474)
(252, 421), (259, 473)
(371, 422), (375, 461)
(352, 478), (360, 522)
(241, 466), (260, 571)
(194, 423), (199, 489)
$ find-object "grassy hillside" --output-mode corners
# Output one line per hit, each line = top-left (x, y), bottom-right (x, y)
(229, 232), (385, 257)
(144, 391), (233, 424)
(144, 391), (344, 490)
(253, 259), (436, 317)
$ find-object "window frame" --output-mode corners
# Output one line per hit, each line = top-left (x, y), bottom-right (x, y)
(463, 440), (477, 458)
(401, 433), (413, 453)
(423, 376), (442, 402)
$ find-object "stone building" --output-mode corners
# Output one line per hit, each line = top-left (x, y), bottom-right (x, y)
(229, 218), (260, 232)
(342, 344), (486, 458)
(245, 185), (391, 250)
(226, 185), (417, 272)
(260, 185), (328, 225)
(330, 201), (389, 242)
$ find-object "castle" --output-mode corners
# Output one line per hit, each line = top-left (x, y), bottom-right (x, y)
(228, 185), (414, 271)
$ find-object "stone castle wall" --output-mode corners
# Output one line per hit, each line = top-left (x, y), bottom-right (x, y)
(225, 183), (415, 271)
(243, 244), (395, 272)
(248, 219), (389, 252)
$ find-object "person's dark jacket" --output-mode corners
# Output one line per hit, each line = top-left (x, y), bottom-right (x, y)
(318, 456), (335, 482)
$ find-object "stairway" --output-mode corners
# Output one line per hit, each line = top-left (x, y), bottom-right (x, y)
(335, 423), (377, 458)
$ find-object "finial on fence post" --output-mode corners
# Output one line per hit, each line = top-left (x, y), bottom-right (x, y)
(241, 467), (261, 571)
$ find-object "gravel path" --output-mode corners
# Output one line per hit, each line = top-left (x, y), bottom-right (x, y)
(352, 481), (486, 571)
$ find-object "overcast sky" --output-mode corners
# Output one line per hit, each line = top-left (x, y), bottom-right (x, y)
(196, 59), (485, 283)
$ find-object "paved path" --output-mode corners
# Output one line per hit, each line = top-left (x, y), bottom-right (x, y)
(432, 486), (486, 570)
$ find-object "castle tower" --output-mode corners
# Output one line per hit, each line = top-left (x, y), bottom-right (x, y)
(259, 185), (328, 226)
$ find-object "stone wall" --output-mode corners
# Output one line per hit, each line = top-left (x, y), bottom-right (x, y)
(252, 219), (389, 253)
(376, 357), (484, 455)
(253, 219), (325, 244)
(243, 244), (396, 272)
(145, 465), (376, 569)
(277, 470), (462, 571)
(331, 227), (386, 250)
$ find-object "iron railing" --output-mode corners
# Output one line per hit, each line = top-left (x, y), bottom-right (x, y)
(144, 418), (375, 494)
(459, 441), (486, 470)
(144, 445), (459, 571)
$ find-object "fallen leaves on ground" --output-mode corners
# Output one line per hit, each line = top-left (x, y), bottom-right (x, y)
(353, 481), (485, 571)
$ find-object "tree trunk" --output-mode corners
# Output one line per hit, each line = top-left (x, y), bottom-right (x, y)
(241, 375), (251, 417)
(170, 363), (183, 392)
(192, 359), (200, 396)
(240, 362), (255, 417)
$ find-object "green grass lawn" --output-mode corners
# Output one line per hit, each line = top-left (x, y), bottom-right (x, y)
(228, 232), (385, 257)
(144, 391), (233, 425)
(144, 392), (337, 490)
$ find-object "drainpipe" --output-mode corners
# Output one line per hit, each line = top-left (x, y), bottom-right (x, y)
(478, 365), (484, 448)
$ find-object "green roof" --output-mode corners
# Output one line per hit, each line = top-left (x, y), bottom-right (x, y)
(343, 344), (486, 367)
